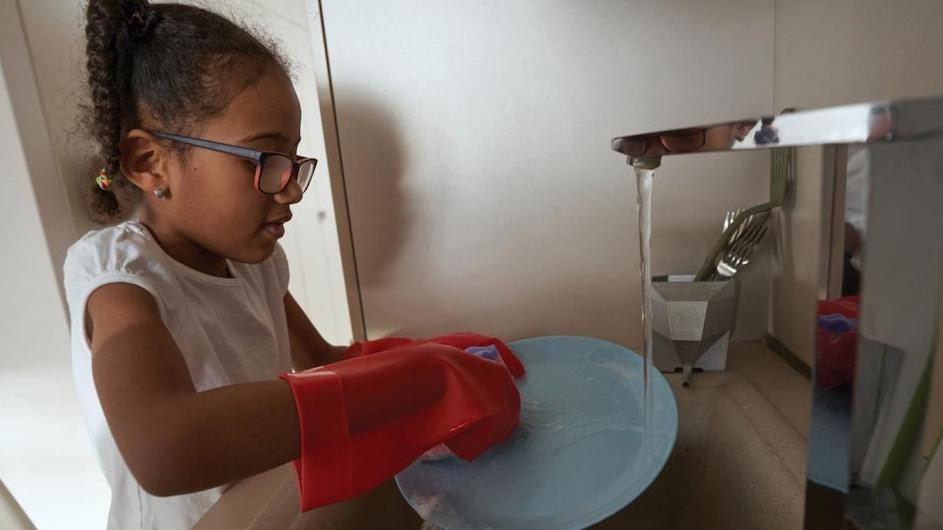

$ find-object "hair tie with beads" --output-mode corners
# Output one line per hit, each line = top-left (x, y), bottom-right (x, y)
(96, 168), (114, 191)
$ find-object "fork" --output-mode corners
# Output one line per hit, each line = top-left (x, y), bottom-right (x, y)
(711, 214), (768, 280)
(722, 208), (743, 233)
(696, 202), (777, 280)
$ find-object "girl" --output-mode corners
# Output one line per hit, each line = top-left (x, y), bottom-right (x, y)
(64, 2), (522, 528)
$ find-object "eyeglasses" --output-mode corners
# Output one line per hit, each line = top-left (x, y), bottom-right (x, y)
(618, 129), (707, 157)
(148, 131), (317, 194)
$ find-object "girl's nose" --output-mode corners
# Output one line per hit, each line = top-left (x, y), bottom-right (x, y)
(273, 178), (303, 205)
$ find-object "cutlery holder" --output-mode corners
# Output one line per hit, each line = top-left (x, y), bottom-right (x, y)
(651, 276), (739, 380)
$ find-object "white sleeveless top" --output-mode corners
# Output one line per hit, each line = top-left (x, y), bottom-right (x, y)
(63, 221), (293, 529)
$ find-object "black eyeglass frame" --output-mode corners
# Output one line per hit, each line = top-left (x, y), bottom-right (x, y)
(147, 130), (317, 194)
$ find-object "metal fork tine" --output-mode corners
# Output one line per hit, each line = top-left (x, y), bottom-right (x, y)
(736, 218), (762, 247)
(739, 226), (765, 256)
(749, 214), (769, 238)
(729, 213), (750, 242)
(736, 225), (768, 262)
(724, 219), (766, 262)
(713, 207), (771, 280)
(725, 238), (750, 263)
(738, 227), (760, 250)
(755, 225), (768, 244)
(746, 224), (768, 247)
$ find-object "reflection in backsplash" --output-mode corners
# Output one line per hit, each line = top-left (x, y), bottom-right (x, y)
(812, 137), (942, 529)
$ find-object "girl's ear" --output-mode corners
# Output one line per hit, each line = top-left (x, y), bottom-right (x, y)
(119, 129), (169, 193)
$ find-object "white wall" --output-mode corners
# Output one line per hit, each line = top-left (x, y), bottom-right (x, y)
(769, 0), (943, 364)
(321, 0), (775, 349)
(774, 0), (943, 109)
(0, 480), (34, 530)
(0, 2), (108, 528)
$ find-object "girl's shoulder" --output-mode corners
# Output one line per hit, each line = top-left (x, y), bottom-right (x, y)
(63, 220), (167, 286)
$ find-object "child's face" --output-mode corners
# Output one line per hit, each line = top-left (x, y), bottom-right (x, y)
(164, 63), (304, 264)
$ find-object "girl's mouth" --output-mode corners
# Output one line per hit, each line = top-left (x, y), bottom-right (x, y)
(261, 213), (291, 239)
(261, 222), (285, 239)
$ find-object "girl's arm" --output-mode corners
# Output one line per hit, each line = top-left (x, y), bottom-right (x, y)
(87, 283), (301, 496)
(284, 291), (349, 371)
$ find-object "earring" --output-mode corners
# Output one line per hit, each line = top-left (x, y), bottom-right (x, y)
(154, 187), (169, 199)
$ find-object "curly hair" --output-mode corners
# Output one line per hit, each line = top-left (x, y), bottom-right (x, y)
(80, 0), (289, 223)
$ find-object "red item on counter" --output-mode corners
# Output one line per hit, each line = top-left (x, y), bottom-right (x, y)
(281, 333), (524, 511)
(815, 296), (859, 389)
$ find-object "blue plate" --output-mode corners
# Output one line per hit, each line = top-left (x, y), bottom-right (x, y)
(395, 335), (678, 530)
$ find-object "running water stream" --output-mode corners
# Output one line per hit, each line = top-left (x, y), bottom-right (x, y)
(633, 162), (656, 458)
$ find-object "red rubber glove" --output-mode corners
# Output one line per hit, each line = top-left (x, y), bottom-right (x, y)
(344, 332), (526, 379)
(281, 341), (521, 511)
